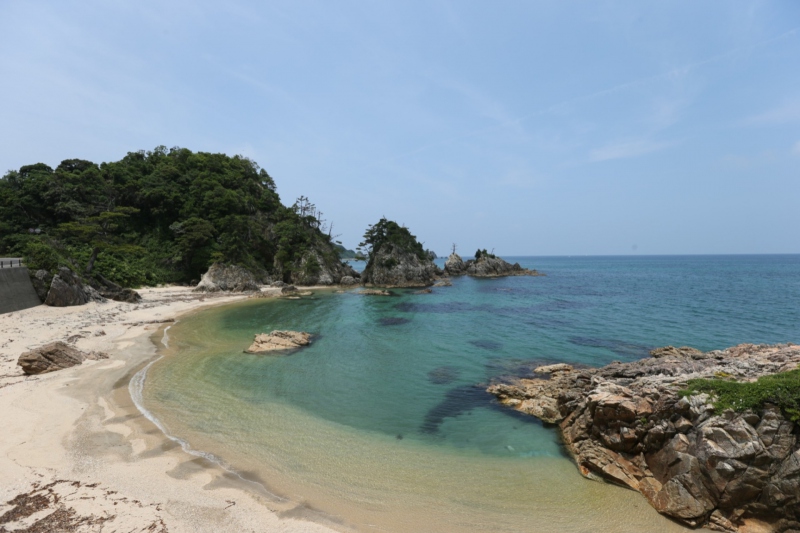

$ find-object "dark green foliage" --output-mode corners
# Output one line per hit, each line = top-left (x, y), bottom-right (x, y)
(475, 249), (496, 260)
(360, 218), (427, 262)
(681, 369), (800, 422)
(0, 146), (335, 287)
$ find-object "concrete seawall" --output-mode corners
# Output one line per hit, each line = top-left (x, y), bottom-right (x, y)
(0, 267), (42, 314)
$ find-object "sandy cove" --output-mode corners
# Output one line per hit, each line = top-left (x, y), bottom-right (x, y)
(0, 286), (339, 533)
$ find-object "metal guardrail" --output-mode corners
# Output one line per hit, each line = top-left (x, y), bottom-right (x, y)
(0, 258), (24, 268)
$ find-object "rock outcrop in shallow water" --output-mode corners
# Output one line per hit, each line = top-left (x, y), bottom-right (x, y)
(444, 252), (542, 278)
(487, 343), (800, 532)
(245, 331), (312, 353)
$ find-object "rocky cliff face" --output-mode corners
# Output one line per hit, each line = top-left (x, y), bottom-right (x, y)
(194, 263), (261, 292)
(44, 267), (105, 307)
(287, 249), (360, 286)
(444, 253), (466, 276)
(361, 244), (441, 287)
(488, 344), (800, 532)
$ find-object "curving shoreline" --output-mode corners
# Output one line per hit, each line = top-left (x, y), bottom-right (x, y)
(0, 286), (338, 533)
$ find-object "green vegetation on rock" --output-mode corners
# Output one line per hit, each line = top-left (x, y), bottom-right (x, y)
(681, 369), (800, 422)
(0, 146), (345, 287)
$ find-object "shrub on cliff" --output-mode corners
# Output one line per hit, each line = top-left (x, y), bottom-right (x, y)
(681, 368), (800, 421)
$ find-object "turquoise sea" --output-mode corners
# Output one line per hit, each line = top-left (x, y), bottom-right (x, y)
(141, 255), (800, 532)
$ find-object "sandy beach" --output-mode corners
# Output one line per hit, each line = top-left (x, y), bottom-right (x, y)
(0, 287), (338, 533)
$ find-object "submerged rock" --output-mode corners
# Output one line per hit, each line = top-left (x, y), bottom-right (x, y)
(488, 343), (800, 532)
(245, 331), (313, 353)
(18, 341), (108, 375)
(194, 263), (260, 292)
(357, 289), (392, 296)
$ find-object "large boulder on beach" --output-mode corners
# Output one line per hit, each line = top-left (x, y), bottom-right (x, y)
(245, 331), (312, 353)
(44, 267), (105, 307)
(194, 263), (260, 292)
(488, 343), (800, 532)
(18, 341), (108, 375)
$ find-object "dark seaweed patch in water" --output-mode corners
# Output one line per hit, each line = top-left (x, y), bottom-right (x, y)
(469, 339), (503, 351)
(395, 301), (491, 314)
(420, 384), (543, 434)
(378, 317), (411, 326)
(427, 366), (461, 385)
(529, 299), (588, 312)
(569, 336), (652, 359)
(420, 385), (494, 434)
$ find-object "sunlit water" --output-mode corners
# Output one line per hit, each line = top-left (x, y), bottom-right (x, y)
(142, 255), (800, 532)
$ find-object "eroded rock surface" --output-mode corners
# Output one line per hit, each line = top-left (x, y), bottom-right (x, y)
(194, 263), (260, 292)
(245, 331), (312, 353)
(18, 341), (108, 375)
(362, 245), (441, 287)
(488, 343), (800, 532)
(44, 267), (105, 307)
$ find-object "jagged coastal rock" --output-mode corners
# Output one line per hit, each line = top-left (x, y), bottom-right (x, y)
(362, 245), (440, 287)
(44, 267), (105, 307)
(488, 343), (800, 532)
(194, 262), (261, 292)
(444, 252), (542, 278)
(18, 341), (108, 375)
(245, 331), (312, 353)
(443, 253), (466, 276)
(283, 249), (361, 286)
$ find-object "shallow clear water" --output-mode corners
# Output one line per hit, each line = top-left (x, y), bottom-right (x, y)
(143, 255), (800, 532)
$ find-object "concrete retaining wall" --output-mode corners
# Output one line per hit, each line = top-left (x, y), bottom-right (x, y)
(0, 267), (42, 314)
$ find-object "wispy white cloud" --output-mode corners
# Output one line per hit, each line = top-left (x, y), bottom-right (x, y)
(747, 100), (800, 124)
(589, 139), (674, 162)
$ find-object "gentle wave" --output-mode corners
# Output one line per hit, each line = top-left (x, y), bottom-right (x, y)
(128, 324), (281, 499)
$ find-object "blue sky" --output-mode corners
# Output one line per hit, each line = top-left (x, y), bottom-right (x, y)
(1, 1), (799, 255)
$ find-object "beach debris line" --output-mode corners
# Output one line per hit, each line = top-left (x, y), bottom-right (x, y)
(244, 330), (313, 353)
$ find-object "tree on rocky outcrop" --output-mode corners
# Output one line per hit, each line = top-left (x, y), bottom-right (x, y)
(360, 218), (440, 287)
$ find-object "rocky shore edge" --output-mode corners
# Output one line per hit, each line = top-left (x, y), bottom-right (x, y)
(488, 343), (800, 533)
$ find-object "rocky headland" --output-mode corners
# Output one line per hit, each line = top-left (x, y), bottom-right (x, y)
(488, 343), (800, 532)
(444, 251), (542, 278)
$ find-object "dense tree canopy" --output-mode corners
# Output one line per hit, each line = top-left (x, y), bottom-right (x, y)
(0, 146), (340, 286)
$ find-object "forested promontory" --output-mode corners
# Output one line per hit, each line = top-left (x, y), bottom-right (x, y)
(0, 147), (352, 288)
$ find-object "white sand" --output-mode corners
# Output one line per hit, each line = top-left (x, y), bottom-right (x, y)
(0, 287), (338, 532)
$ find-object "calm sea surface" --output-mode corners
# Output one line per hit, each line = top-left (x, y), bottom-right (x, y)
(142, 255), (800, 532)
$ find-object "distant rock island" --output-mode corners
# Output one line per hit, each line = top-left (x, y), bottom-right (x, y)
(444, 249), (543, 278)
(489, 343), (800, 532)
